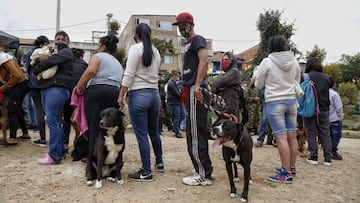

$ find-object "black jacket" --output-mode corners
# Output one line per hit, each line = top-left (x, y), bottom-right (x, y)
(214, 66), (241, 117)
(167, 78), (181, 104)
(70, 58), (87, 89)
(32, 44), (73, 90)
(306, 70), (330, 111)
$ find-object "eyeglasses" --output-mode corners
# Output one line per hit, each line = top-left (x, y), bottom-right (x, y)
(222, 58), (229, 61)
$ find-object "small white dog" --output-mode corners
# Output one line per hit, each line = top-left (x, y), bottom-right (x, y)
(31, 46), (58, 80)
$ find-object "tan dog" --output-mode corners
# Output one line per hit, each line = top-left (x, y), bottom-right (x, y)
(297, 128), (307, 157)
(0, 92), (9, 143)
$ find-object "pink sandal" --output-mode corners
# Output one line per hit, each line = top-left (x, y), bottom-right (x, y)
(37, 154), (58, 165)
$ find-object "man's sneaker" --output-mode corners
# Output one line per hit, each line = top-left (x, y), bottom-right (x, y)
(175, 133), (183, 138)
(331, 152), (343, 160)
(182, 174), (212, 186)
(255, 141), (263, 147)
(275, 167), (296, 176)
(268, 167), (293, 183)
(79, 158), (87, 165)
(128, 169), (153, 182)
(306, 157), (318, 165)
(32, 139), (47, 147)
(155, 163), (164, 172)
(323, 159), (332, 167)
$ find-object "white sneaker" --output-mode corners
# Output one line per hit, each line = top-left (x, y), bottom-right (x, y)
(182, 174), (212, 186)
(306, 158), (318, 165)
(323, 161), (331, 167)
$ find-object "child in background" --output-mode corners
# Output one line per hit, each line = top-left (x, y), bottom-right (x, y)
(329, 77), (343, 160)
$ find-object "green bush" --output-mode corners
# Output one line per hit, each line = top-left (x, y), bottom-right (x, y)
(339, 82), (358, 105)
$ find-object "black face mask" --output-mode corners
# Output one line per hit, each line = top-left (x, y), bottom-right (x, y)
(179, 26), (192, 38)
(55, 42), (67, 49)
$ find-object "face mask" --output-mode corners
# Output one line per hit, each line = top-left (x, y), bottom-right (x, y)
(179, 26), (192, 38)
(55, 42), (67, 49)
(222, 60), (230, 69)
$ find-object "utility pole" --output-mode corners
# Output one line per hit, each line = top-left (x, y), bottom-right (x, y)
(106, 13), (113, 34)
(56, 0), (61, 32)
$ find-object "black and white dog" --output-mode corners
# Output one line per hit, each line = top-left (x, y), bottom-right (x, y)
(212, 119), (253, 202)
(86, 107), (125, 189)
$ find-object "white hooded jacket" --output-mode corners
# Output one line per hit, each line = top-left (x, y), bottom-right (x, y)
(253, 50), (302, 102)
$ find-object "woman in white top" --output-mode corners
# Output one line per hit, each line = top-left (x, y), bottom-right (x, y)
(118, 23), (163, 182)
(253, 35), (301, 184)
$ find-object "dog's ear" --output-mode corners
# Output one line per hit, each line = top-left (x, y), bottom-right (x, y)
(236, 123), (244, 133)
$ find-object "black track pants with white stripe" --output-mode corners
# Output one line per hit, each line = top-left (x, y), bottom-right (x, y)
(185, 86), (213, 179)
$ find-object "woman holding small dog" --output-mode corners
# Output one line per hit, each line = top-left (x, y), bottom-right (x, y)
(32, 31), (74, 164)
(118, 23), (163, 182)
(252, 35), (301, 183)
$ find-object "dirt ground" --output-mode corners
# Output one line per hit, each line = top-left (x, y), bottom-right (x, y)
(0, 128), (359, 203)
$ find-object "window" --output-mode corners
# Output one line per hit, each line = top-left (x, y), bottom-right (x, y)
(155, 21), (172, 31)
(180, 39), (186, 47)
(162, 55), (173, 64)
(135, 18), (150, 25)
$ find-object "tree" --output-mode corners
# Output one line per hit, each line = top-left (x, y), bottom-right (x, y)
(339, 52), (360, 82)
(114, 48), (126, 66)
(151, 38), (175, 54)
(253, 9), (297, 65)
(323, 63), (342, 85)
(108, 20), (120, 35)
(306, 44), (327, 63)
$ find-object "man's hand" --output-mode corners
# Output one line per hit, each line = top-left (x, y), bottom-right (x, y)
(194, 86), (203, 102)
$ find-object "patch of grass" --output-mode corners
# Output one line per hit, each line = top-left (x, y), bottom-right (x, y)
(125, 128), (133, 134)
(342, 130), (360, 139)
(342, 133), (360, 139)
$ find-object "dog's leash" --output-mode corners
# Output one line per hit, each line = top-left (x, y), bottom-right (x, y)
(199, 87), (238, 122)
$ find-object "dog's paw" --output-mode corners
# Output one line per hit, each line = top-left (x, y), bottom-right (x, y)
(230, 193), (237, 198)
(106, 177), (116, 182)
(95, 180), (102, 189)
(86, 180), (93, 186)
(117, 179), (124, 185)
(234, 177), (240, 182)
(240, 197), (248, 202)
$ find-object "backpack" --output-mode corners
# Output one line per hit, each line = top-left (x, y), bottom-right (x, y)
(297, 73), (320, 118)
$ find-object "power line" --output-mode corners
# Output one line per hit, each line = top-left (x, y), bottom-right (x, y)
(4, 19), (106, 32)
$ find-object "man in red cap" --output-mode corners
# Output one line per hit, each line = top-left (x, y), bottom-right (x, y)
(173, 12), (213, 186)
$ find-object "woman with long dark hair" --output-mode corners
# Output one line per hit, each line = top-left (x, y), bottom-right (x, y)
(118, 23), (163, 181)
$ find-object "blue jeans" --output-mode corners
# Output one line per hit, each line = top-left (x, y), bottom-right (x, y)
(329, 120), (342, 152)
(257, 105), (268, 142)
(170, 103), (185, 134)
(41, 87), (70, 162)
(22, 93), (37, 126)
(266, 99), (297, 136)
(128, 88), (163, 175)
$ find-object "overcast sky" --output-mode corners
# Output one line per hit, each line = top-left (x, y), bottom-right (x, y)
(1, 0), (359, 63)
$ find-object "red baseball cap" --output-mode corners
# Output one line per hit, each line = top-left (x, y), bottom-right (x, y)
(172, 12), (194, 25)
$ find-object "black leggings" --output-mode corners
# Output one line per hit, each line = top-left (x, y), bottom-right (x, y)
(8, 81), (29, 139)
